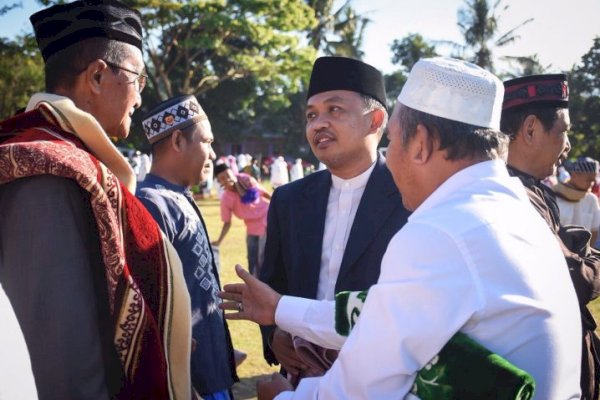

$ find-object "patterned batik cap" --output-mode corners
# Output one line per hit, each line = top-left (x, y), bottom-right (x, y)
(502, 74), (568, 112)
(142, 95), (207, 144)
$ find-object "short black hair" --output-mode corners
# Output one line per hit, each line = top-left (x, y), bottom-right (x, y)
(214, 163), (231, 176)
(398, 104), (508, 161)
(500, 105), (562, 140)
(44, 37), (132, 92)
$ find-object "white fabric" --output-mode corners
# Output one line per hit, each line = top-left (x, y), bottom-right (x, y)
(276, 296), (344, 350)
(317, 162), (375, 300)
(0, 285), (38, 400)
(557, 192), (600, 233)
(290, 160), (304, 181)
(271, 156), (289, 188)
(276, 160), (581, 400)
(137, 153), (152, 182)
(398, 57), (503, 129)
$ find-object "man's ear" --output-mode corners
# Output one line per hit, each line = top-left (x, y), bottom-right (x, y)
(83, 59), (108, 95)
(171, 130), (184, 152)
(369, 108), (385, 134)
(521, 114), (538, 145)
(411, 123), (434, 165)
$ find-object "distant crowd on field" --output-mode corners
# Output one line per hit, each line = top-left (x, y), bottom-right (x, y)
(124, 151), (322, 195)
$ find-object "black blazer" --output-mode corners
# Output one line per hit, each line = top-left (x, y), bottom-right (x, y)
(259, 153), (410, 364)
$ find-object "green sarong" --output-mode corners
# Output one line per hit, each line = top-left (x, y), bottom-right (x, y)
(335, 290), (536, 400)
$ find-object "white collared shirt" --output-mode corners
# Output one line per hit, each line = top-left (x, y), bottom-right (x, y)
(276, 160), (581, 400)
(317, 162), (376, 300)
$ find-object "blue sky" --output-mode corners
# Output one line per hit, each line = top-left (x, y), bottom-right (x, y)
(1, 0), (598, 74)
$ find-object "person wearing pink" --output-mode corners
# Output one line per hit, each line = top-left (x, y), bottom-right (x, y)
(213, 163), (271, 277)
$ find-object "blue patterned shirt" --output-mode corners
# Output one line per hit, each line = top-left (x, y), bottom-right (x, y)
(137, 174), (233, 395)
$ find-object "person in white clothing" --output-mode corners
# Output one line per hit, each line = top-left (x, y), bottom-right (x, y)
(270, 155), (289, 189)
(553, 156), (600, 244)
(137, 152), (151, 181)
(219, 57), (582, 400)
(289, 158), (304, 181)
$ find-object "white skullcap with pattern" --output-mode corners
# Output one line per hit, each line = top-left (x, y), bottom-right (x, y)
(397, 57), (504, 130)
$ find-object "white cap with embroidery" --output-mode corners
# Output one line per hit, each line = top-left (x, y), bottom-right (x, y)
(398, 57), (504, 130)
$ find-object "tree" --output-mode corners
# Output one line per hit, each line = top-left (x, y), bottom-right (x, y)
(0, 3), (45, 119)
(501, 54), (549, 78)
(0, 34), (44, 119)
(127, 0), (316, 98)
(455, 0), (532, 72)
(306, 0), (370, 58)
(384, 33), (437, 105)
(568, 37), (600, 158)
(112, 0), (317, 152)
(391, 33), (438, 72)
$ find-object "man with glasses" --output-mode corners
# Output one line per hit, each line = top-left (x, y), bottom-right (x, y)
(103, 60), (148, 94)
(0, 1), (192, 399)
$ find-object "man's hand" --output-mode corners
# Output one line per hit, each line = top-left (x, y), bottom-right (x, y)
(270, 328), (307, 376)
(219, 264), (282, 325)
(257, 373), (294, 400)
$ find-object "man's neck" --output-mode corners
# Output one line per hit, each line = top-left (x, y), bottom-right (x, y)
(328, 154), (377, 180)
(149, 162), (189, 189)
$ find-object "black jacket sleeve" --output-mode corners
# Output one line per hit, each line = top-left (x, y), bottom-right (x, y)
(0, 176), (121, 399)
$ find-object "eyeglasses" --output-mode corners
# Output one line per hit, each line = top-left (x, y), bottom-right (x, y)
(103, 60), (148, 93)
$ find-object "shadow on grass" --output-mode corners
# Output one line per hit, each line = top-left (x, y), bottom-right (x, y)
(233, 374), (275, 400)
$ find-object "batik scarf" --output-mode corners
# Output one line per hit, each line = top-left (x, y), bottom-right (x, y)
(0, 94), (192, 399)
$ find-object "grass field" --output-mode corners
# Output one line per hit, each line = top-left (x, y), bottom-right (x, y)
(198, 193), (600, 399)
(199, 197), (278, 399)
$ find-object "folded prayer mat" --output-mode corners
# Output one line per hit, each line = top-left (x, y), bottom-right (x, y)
(287, 335), (339, 388)
(335, 290), (536, 400)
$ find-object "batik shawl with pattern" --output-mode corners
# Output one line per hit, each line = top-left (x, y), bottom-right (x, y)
(0, 103), (192, 399)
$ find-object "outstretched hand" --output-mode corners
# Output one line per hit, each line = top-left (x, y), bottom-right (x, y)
(219, 264), (282, 326)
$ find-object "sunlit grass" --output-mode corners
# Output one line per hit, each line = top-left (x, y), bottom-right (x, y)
(199, 194), (278, 400)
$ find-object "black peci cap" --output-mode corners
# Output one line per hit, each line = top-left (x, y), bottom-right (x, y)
(307, 56), (387, 110)
(30, 0), (143, 62)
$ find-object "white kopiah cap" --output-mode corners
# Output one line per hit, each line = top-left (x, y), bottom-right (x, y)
(397, 57), (504, 130)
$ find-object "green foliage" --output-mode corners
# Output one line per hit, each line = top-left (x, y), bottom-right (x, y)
(306, 0), (369, 58)
(386, 33), (437, 105)
(501, 54), (549, 79)
(384, 70), (407, 107)
(127, 0), (316, 99)
(568, 37), (600, 158)
(456, 0), (532, 72)
(390, 33), (438, 72)
(0, 35), (44, 119)
(0, 2), (21, 16)
(119, 0), (318, 153)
